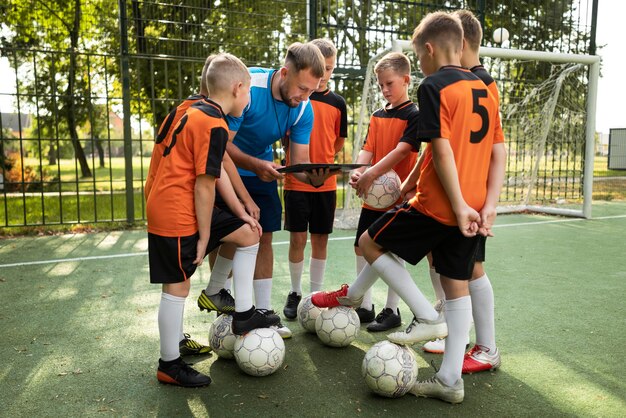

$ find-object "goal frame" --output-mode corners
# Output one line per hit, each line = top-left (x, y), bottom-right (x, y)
(349, 41), (600, 219)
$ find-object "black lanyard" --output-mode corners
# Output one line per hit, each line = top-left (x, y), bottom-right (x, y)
(270, 70), (291, 151)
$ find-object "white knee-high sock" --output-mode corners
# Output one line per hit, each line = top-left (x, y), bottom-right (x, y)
(253, 278), (273, 310)
(355, 255), (373, 309)
(159, 292), (186, 361)
(355, 255), (367, 275)
(469, 274), (496, 351)
(430, 267), (446, 302)
(289, 260), (304, 295)
(206, 254), (233, 295)
(384, 257), (404, 311)
(232, 244), (259, 313)
(437, 296), (472, 386)
(309, 258), (326, 293)
(385, 288), (401, 311)
(371, 253), (437, 321)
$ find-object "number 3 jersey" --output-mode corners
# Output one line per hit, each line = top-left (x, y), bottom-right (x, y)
(409, 65), (499, 226)
(147, 98), (228, 237)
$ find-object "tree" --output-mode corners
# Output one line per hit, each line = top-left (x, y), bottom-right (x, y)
(0, 0), (120, 177)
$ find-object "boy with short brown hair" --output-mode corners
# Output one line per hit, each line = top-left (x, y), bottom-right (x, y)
(147, 53), (279, 388)
(313, 12), (504, 403)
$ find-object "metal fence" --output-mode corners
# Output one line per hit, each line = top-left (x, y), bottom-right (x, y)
(1, 0), (610, 229)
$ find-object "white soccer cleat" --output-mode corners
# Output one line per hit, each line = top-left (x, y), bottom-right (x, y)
(387, 313), (447, 345)
(409, 375), (464, 404)
(271, 322), (293, 339)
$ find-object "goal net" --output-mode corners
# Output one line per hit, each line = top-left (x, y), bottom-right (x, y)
(335, 43), (599, 229)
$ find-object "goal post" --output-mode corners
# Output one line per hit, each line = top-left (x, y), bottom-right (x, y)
(338, 42), (600, 229)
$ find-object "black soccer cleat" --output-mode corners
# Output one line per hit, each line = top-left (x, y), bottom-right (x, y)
(355, 304), (376, 323)
(282, 292), (302, 320)
(367, 307), (402, 332)
(179, 333), (212, 356)
(157, 357), (212, 388)
(231, 307), (280, 335)
(197, 288), (235, 314)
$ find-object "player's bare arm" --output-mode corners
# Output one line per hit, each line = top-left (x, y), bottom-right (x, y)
(349, 149), (373, 189)
(356, 142), (412, 198)
(431, 138), (480, 237)
(479, 142), (507, 237)
(400, 148), (425, 200)
(223, 152), (260, 220)
(194, 174), (217, 265)
(226, 130), (283, 182)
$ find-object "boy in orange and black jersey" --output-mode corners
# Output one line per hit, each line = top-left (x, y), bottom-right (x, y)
(345, 52), (420, 332)
(281, 38), (348, 320)
(312, 12), (505, 404)
(147, 53), (279, 388)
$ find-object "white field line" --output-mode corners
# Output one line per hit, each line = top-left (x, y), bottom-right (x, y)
(1, 214), (625, 269)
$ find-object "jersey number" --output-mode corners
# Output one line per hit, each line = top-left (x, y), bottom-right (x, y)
(470, 89), (489, 144)
(163, 114), (188, 156)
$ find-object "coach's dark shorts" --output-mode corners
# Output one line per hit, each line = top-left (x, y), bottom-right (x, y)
(148, 207), (245, 284)
(284, 190), (336, 234)
(367, 203), (479, 280)
(355, 207), (387, 247)
(242, 176), (282, 232)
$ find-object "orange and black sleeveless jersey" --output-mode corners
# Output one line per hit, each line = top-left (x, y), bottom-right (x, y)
(284, 89), (348, 192)
(145, 94), (204, 199)
(409, 66), (498, 226)
(147, 98), (228, 237)
(470, 65), (505, 144)
(361, 100), (420, 211)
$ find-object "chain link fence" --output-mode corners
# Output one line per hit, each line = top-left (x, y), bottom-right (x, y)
(1, 0), (610, 230)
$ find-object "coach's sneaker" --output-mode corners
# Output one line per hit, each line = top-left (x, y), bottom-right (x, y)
(231, 308), (280, 335)
(462, 345), (501, 374)
(356, 304), (375, 323)
(409, 375), (464, 404)
(197, 289), (235, 314)
(179, 333), (212, 356)
(387, 313), (447, 345)
(282, 292), (302, 320)
(311, 284), (363, 308)
(367, 308), (401, 332)
(157, 357), (212, 388)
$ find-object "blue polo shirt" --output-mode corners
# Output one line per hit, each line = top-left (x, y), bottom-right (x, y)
(227, 68), (314, 177)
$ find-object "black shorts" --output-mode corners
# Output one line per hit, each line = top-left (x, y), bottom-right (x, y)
(284, 190), (336, 234)
(475, 235), (486, 263)
(355, 207), (386, 247)
(367, 203), (479, 280)
(148, 207), (245, 284)
(242, 176), (282, 232)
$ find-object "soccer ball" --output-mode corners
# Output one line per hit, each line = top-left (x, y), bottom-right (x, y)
(233, 328), (285, 376)
(315, 306), (360, 347)
(362, 170), (401, 209)
(362, 340), (419, 398)
(298, 293), (326, 333)
(208, 314), (237, 359)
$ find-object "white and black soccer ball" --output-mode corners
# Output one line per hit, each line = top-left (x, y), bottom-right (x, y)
(362, 340), (419, 398)
(233, 328), (285, 376)
(362, 169), (402, 209)
(315, 306), (360, 347)
(208, 314), (237, 359)
(298, 293), (326, 333)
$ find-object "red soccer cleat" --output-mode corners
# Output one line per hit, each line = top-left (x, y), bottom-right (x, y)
(462, 345), (501, 374)
(311, 284), (362, 308)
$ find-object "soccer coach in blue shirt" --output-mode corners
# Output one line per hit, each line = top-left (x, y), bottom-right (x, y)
(226, 42), (332, 337)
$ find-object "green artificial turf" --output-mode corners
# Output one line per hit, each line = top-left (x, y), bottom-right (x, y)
(0, 202), (625, 417)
